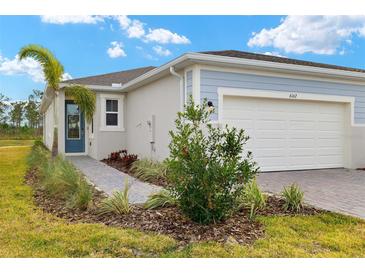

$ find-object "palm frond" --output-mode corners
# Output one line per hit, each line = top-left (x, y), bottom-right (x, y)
(63, 85), (96, 122)
(19, 44), (64, 90)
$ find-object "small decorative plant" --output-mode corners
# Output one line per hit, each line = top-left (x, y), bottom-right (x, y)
(240, 179), (266, 220)
(166, 97), (258, 224)
(120, 149), (138, 169)
(106, 149), (138, 169)
(144, 190), (177, 209)
(282, 183), (304, 212)
(130, 158), (168, 183)
(99, 181), (131, 215)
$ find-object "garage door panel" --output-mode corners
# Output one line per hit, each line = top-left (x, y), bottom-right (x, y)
(255, 139), (287, 148)
(222, 95), (346, 171)
(289, 120), (316, 130)
(318, 139), (343, 147)
(255, 148), (287, 158)
(288, 148), (317, 156)
(227, 120), (254, 130)
(288, 139), (316, 148)
(256, 130), (286, 139)
(256, 120), (287, 130)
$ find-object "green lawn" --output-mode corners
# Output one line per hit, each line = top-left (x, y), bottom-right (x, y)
(0, 139), (34, 147)
(0, 145), (364, 257)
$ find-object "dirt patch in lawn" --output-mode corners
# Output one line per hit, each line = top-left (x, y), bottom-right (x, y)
(101, 159), (168, 187)
(25, 167), (322, 246)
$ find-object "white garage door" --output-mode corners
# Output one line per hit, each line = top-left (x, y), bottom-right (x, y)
(222, 95), (346, 171)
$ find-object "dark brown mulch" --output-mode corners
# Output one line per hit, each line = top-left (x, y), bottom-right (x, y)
(24, 168), (322, 246)
(101, 159), (168, 187)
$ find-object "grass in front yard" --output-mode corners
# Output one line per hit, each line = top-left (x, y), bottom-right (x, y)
(0, 145), (364, 257)
(0, 146), (175, 257)
(0, 139), (34, 147)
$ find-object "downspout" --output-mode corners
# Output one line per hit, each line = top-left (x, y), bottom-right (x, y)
(169, 66), (184, 111)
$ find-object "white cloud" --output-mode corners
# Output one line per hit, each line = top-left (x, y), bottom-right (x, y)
(248, 16), (365, 55)
(145, 28), (190, 44)
(126, 20), (145, 38)
(115, 15), (131, 30)
(40, 15), (104, 25)
(114, 15), (190, 45)
(0, 54), (73, 83)
(261, 51), (287, 58)
(0, 54), (44, 82)
(153, 45), (172, 56)
(114, 15), (145, 38)
(107, 41), (127, 58)
(62, 72), (73, 81)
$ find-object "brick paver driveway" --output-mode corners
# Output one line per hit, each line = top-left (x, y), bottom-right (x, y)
(257, 169), (365, 219)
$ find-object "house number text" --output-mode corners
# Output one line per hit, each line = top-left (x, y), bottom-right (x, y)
(289, 93), (298, 99)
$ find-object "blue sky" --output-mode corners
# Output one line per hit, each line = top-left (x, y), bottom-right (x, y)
(1, 15), (365, 100)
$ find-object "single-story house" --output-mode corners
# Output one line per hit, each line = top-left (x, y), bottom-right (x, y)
(40, 50), (365, 172)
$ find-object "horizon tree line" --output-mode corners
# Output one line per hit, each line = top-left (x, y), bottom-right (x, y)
(0, 90), (43, 129)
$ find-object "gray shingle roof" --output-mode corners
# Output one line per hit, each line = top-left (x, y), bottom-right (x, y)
(62, 66), (156, 86)
(200, 50), (365, 74)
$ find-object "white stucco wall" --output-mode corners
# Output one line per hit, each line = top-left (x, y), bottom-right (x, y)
(94, 92), (127, 160)
(126, 74), (181, 160)
(43, 99), (54, 150)
(349, 126), (365, 169)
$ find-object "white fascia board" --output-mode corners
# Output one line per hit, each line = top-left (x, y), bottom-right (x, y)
(40, 84), (54, 113)
(59, 83), (126, 91)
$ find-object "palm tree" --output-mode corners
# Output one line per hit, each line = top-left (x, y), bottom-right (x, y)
(18, 44), (95, 122)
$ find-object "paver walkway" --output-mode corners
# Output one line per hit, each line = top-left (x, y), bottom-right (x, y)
(257, 168), (365, 219)
(67, 156), (162, 204)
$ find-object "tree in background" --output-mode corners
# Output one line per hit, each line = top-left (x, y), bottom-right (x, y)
(0, 93), (10, 124)
(25, 89), (43, 128)
(9, 101), (26, 127)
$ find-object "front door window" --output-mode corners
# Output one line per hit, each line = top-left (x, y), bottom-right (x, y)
(67, 104), (80, 139)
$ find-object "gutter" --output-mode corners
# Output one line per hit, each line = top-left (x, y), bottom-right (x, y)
(169, 66), (184, 111)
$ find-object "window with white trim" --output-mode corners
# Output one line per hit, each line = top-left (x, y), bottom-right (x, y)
(100, 94), (124, 131)
(106, 99), (118, 126)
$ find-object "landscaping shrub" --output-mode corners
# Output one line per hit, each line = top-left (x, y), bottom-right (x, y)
(27, 142), (93, 210)
(68, 179), (93, 210)
(282, 183), (304, 212)
(166, 97), (258, 224)
(144, 190), (177, 209)
(130, 158), (167, 183)
(99, 181), (131, 215)
(27, 140), (49, 168)
(240, 179), (266, 220)
(106, 149), (138, 169)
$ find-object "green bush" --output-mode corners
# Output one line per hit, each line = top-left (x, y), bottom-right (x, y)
(99, 181), (131, 215)
(240, 179), (266, 220)
(27, 143), (93, 210)
(166, 97), (258, 224)
(27, 142), (49, 169)
(68, 179), (93, 210)
(130, 159), (167, 183)
(282, 183), (304, 212)
(144, 190), (177, 209)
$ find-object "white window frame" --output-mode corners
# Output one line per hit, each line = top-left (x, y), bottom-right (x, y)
(100, 93), (125, 131)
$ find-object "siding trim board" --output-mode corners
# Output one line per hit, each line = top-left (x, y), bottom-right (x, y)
(200, 68), (365, 124)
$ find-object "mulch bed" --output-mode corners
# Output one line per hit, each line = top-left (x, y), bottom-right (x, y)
(24, 168), (322, 246)
(101, 159), (168, 187)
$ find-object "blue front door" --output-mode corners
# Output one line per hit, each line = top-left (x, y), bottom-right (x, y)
(65, 100), (85, 153)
